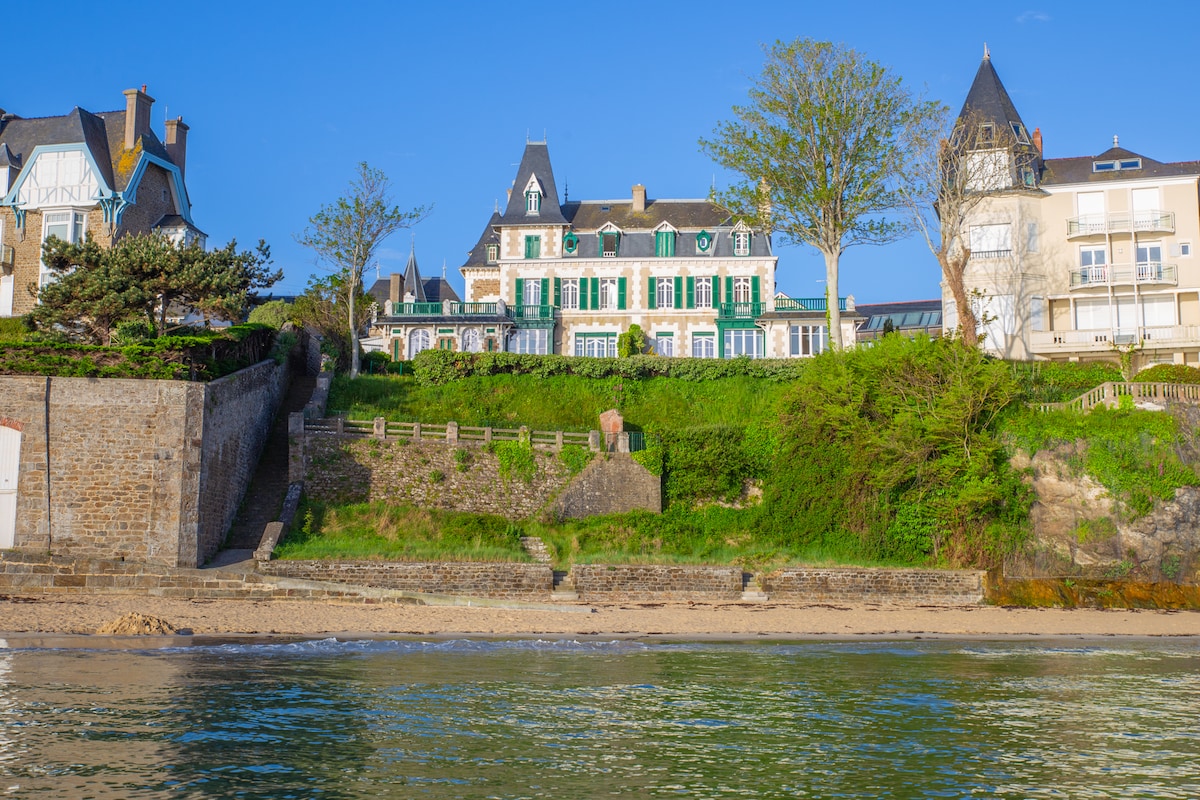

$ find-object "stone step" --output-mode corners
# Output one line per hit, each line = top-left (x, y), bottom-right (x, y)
(520, 536), (553, 564)
(741, 590), (770, 603)
(550, 590), (580, 602)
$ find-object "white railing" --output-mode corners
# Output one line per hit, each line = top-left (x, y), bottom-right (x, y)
(1031, 325), (1200, 353)
(1066, 210), (1175, 237)
(1068, 262), (1177, 288)
(1037, 382), (1200, 413)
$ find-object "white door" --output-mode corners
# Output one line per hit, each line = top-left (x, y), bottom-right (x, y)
(0, 426), (19, 549)
(0, 274), (13, 317)
(1132, 188), (1158, 229)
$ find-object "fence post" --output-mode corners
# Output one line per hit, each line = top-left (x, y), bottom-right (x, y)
(555, 430), (564, 452)
(484, 427), (493, 445)
(335, 417), (344, 435)
(447, 420), (459, 444)
(374, 417), (386, 440)
(519, 425), (530, 445)
(413, 422), (422, 443)
(588, 430), (601, 452)
(617, 431), (630, 453)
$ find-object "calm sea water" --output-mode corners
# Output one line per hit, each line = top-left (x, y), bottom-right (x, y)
(0, 636), (1197, 799)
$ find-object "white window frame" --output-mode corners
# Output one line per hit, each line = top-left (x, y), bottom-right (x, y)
(462, 328), (481, 353)
(656, 277), (675, 309)
(599, 278), (618, 310)
(694, 276), (712, 308)
(409, 329), (432, 357)
(654, 333), (674, 357)
(789, 324), (828, 357)
(969, 223), (1012, 258)
(40, 209), (86, 287)
(692, 333), (716, 359)
(485, 244), (498, 263)
(723, 328), (763, 359)
(507, 328), (548, 355)
(733, 230), (751, 256)
(560, 278), (579, 310)
(525, 190), (541, 214)
(574, 333), (616, 358)
(733, 276), (752, 303)
(522, 279), (542, 306)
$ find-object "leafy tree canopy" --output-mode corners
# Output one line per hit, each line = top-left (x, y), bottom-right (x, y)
(33, 233), (278, 343)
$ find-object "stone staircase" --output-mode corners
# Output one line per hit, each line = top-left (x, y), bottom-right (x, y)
(222, 371), (318, 553)
(520, 536), (578, 601)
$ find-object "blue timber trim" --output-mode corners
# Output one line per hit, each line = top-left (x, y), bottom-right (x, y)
(120, 152), (194, 226)
(1, 144), (112, 206)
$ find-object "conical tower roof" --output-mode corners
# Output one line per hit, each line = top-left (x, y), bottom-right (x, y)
(400, 243), (426, 302)
(957, 48), (1030, 136)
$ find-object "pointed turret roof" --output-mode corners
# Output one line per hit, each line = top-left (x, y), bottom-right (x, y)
(499, 141), (568, 225)
(400, 244), (426, 302)
(958, 50), (1030, 136)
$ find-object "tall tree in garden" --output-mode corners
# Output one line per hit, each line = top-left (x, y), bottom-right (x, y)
(35, 233), (278, 342)
(296, 163), (426, 378)
(701, 39), (936, 348)
(899, 106), (1022, 347)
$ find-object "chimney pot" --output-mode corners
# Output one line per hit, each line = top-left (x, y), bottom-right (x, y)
(632, 183), (646, 213)
(164, 116), (190, 179)
(1032, 127), (1043, 156)
(123, 86), (155, 150)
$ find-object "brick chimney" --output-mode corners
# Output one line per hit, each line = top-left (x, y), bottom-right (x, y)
(1032, 127), (1043, 157)
(632, 184), (646, 213)
(123, 85), (154, 150)
(164, 116), (189, 178)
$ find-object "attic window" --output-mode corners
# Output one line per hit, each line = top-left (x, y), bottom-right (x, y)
(1010, 123), (1030, 144)
(486, 244), (498, 263)
(600, 231), (620, 258)
(525, 190), (541, 214)
(1093, 161), (1117, 172)
(1119, 158), (1142, 170)
(978, 124), (995, 146)
(563, 232), (578, 254)
(696, 230), (713, 253)
(1092, 158), (1142, 173)
(600, 205), (611, 212)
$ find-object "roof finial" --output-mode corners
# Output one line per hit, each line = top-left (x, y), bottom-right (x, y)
(494, 198), (499, 213)
(983, 42), (990, 60)
(442, 260), (447, 279)
(1113, 134), (1119, 147)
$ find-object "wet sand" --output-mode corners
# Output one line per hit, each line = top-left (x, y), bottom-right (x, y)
(2, 594), (1198, 640)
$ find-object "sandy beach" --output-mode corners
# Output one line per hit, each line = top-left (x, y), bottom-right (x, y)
(2, 594), (1199, 640)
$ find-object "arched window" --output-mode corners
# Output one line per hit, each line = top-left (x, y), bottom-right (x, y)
(409, 329), (431, 357)
(462, 328), (481, 353)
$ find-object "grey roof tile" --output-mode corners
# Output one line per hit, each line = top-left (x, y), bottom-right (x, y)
(1041, 145), (1200, 185)
(499, 142), (569, 225)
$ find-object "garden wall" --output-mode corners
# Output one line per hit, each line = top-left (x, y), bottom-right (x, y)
(259, 559), (552, 599)
(551, 454), (661, 518)
(761, 567), (985, 605)
(0, 359), (288, 568)
(571, 564), (744, 601)
(301, 437), (575, 518)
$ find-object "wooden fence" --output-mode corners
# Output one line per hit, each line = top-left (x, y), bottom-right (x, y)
(1037, 382), (1200, 413)
(304, 417), (597, 451)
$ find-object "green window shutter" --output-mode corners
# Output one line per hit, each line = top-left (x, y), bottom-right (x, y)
(514, 278), (524, 307)
(553, 277), (562, 307)
(654, 232), (663, 257)
(712, 276), (720, 308)
(647, 276), (657, 310)
(618, 277), (627, 310)
(590, 277), (600, 309)
(541, 278), (549, 306)
(673, 276), (683, 309)
(751, 276), (761, 303)
(725, 276), (733, 305)
(686, 277), (695, 309)
(579, 278), (589, 310)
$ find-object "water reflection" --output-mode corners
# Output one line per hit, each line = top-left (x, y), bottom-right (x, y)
(0, 639), (1195, 798)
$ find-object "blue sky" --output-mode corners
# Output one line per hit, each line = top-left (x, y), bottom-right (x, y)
(10, 0), (1200, 304)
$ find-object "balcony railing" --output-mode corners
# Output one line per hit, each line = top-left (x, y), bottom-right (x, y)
(969, 249), (1012, 260)
(718, 301), (764, 319)
(450, 302), (499, 315)
(1066, 210), (1175, 238)
(774, 297), (849, 312)
(506, 304), (555, 320)
(1068, 262), (1178, 289)
(1031, 325), (1200, 354)
(389, 302), (443, 316)
(380, 301), (503, 318)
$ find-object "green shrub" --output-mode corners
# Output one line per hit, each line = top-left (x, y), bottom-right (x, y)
(617, 324), (646, 358)
(361, 350), (391, 374)
(247, 299), (294, 329)
(0, 317), (31, 343)
(558, 444), (594, 475)
(429, 469), (445, 484)
(1133, 363), (1200, 384)
(492, 440), (537, 483)
(111, 319), (156, 345)
(1009, 361), (1122, 404)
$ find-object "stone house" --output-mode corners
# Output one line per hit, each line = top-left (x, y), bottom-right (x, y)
(372, 141), (858, 359)
(949, 52), (1200, 368)
(364, 245), (462, 356)
(0, 86), (202, 318)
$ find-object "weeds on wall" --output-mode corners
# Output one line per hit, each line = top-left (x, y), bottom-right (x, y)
(488, 440), (537, 484)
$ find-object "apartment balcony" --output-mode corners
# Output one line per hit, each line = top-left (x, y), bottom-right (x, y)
(1066, 211), (1175, 238)
(505, 304), (555, 321)
(378, 301), (504, 319)
(773, 297), (849, 313)
(1068, 262), (1178, 290)
(1030, 324), (1200, 355)
(718, 301), (763, 319)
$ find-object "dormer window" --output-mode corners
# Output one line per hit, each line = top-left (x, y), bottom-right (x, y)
(1119, 158), (1142, 170)
(653, 223), (677, 257)
(486, 244), (499, 263)
(978, 123), (995, 147)
(696, 230), (712, 253)
(1093, 161), (1117, 172)
(1092, 158), (1142, 173)
(1010, 122), (1030, 144)
(733, 229), (751, 257)
(601, 231), (619, 257)
(563, 231), (578, 254)
(525, 190), (541, 214)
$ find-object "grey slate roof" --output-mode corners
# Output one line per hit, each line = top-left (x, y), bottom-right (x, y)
(499, 142), (569, 225)
(153, 214), (207, 237)
(1042, 145), (1200, 186)
(958, 55), (1029, 135)
(460, 212), (502, 270)
(563, 199), (732, 230)
(0, 105), (177, 196)
(400, 247), (427, 302)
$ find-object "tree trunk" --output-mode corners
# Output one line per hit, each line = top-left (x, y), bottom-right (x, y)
(824, 249), (843, 349)
(943, 252), (978, 347)
(348, 278), (360, 379)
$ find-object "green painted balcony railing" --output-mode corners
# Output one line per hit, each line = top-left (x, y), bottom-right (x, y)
(450, 302), (499, 315)
(774, 297), (848, 312)
(391, 302), (443, 315)
(718, 302), (763, 319)
(506, 304), (555, 320)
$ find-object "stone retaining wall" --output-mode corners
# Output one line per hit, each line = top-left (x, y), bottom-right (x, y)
(260, 560), (553, 599)
(572, 565), (744, 601)
(761, 567), (985, 605)
(551, 454), (661, 518)
(302, 437), (574, 518)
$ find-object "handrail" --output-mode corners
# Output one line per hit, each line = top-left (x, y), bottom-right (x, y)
(1036, 382), (1200, 412)
(1067, 210), (1175, 237)
(506, 304), (555, 320)
(1068, 262), (1178, 288)
(774, 297), (849, 312)
(718, 301), (763, 319)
